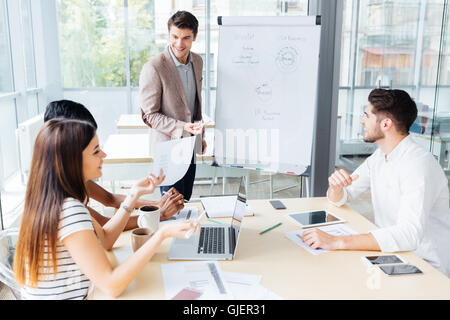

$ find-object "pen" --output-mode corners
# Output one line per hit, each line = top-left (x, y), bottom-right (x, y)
(208, 218), (224, 224)
(259, 222), (282, 235)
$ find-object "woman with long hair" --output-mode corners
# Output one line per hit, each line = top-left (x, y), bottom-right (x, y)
(13, 118), (199, 299)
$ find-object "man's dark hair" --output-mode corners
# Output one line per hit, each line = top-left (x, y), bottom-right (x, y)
(368, 89), (417, 135)
(44, 100), (98, 129)
(167, 11), (199, 36)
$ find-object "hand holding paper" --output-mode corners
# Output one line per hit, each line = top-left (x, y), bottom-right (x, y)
(151, 136), (196, 186)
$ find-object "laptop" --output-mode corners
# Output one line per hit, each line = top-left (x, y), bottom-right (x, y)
(168, 177), (247, 260)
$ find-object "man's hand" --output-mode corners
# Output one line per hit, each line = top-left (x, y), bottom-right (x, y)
(183, 122), (204, 135)
(328, 169), (359, 192)
(159, 188), (185, 221)
(301, 228), (343, 250)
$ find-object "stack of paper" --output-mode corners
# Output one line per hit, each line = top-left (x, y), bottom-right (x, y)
(200, 196), (253, 218)
(161, 261), (283, 300)
(162, 261), (233, 300)
(223, 272), (282, 300)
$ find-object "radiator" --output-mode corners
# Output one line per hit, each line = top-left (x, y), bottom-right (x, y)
(16, 114), (44, 179)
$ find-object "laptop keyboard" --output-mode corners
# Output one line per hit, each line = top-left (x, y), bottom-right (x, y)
(198, 227), (225, 254)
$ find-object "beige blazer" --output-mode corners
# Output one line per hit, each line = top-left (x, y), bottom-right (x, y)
(139, 47), (203, 154)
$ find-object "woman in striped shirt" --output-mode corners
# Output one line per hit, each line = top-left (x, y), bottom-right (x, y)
(13, 119), (199, 299)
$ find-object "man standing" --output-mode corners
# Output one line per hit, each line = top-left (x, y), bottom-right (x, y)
(139, 11), (206, 201)
(302, 89), (450, 277)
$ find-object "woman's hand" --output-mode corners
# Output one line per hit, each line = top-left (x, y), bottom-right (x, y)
(158, 221), (200, 240)
(130, 169), (165, 199)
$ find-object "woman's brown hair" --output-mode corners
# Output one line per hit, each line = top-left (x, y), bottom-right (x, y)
(14, 119), (96, 287)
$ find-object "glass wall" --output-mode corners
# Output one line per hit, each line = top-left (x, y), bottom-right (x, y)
(20, 0), (37, 89)
(0, 0), (13, 94)
(432, 1), (450, 175)
(57, 0), (126, 87)
(337, 0), (450, 190)
(1, 0), (45, 229)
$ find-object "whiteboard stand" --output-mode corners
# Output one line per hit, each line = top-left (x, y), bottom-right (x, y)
(267, 168), (310, 199)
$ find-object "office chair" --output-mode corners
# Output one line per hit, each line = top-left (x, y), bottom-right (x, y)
(0, 228), (21, 299)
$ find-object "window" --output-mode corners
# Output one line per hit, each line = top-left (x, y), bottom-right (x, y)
(356, 0), (420, 87)
(128, 0), (163, 87)
(0, 0), (13, 94)
(20, 0), (37, 89)
(437, 0), (450, 85)
(57, 0), (126, 87)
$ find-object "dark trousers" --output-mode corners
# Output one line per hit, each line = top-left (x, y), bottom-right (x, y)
(160, 155), (196, 201)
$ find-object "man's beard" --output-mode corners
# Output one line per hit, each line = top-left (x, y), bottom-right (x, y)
(363, 128), (384, 143)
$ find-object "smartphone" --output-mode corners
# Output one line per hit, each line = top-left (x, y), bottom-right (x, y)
(362, 254), (407, 266)
(269, 200), (286, 210)
(171, 287), (203, 300)
(379, 265), (423, 276)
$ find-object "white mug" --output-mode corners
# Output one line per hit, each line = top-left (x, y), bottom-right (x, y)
(137, 205), (160, 234)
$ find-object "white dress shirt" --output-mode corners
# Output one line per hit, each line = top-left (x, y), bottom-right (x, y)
(328, 135), (450, 277)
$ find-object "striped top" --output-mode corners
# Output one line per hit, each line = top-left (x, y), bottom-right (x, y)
(21, 198), (94, 300)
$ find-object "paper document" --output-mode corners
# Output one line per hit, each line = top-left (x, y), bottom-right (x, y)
(159, 207), (199, 226)
(222, 272), (282, 300)
(201, 195), (253, 218)
(152, 136), (196, 186)
(285, 224), (358, 255)
(161, 261), (233, 300)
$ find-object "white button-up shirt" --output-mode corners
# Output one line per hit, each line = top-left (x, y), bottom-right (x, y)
(329, 135), (450, 277)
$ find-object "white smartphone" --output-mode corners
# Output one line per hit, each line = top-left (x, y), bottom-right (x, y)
(361, 254), (408, 266)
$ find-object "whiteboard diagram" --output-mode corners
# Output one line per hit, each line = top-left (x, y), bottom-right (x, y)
(275, 46), (300, 73)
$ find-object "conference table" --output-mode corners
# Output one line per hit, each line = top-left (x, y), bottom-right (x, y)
(91, 197), (450, 300)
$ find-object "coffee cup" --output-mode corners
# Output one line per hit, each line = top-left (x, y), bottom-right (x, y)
(131, 227), (153, 252)
(137, 205), (160, 234)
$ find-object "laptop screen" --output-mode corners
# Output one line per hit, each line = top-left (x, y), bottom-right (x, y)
(230, 177), (247, 256)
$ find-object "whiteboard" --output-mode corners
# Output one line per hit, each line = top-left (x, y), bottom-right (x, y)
(213, 16), (321, 175)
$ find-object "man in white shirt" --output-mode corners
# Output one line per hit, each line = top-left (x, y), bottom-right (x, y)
(302, 89), (450, 277)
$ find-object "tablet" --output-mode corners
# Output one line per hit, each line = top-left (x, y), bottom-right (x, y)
(379, 265), (423, 276)
(286, 210), (345, 228)
(361, 254), (408, 266)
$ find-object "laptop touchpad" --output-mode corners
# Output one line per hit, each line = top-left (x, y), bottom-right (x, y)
(176, 236), (197, 245)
